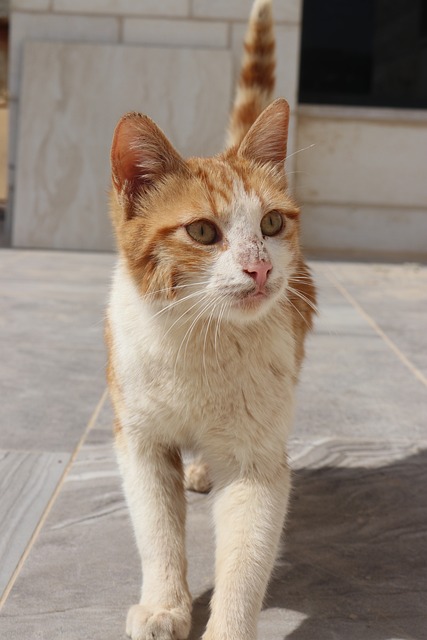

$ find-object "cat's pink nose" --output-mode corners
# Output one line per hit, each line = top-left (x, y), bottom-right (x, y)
(243, 260), (272, 289)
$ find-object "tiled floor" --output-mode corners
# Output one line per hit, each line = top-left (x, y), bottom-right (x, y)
(0, 249), (426, 640)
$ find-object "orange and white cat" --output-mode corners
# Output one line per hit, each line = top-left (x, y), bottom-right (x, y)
(106, 1), (316, 639)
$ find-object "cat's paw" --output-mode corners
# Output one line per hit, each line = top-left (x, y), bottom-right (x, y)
(184, 462), (212, 493)
(126, 604), (191, 640)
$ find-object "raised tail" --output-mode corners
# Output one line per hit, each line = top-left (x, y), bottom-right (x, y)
(225, 0), (276, 149)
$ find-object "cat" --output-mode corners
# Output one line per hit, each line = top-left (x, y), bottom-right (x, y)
(106, 0), (316, 639)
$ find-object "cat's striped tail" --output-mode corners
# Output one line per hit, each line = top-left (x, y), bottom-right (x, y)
(225, 0), (276, 148)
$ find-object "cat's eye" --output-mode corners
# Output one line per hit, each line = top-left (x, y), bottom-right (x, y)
(186, 220), (220, 245)
(260, 211), (284, 237)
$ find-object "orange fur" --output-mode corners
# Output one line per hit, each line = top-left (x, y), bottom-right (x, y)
(226, 0), (276, 148)
(109, 110), (315, 349)
(106, 2), (316, 639)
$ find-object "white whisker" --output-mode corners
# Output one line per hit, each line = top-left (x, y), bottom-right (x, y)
(162, 292), (212, 340)
(214, 298), (231, 372)
(176, 296), (219, 381)
(214, 299), (227, 362)
(286, 143), (315, 160)
(150, 290), (207, 321)
(287, 285), (318, 314)
(142, 280), (211, 299)
(285, 294), (311, 328)
(202, 303), (219, 393)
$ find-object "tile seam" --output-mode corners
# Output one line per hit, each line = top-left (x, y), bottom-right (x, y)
(324, 267), (427, 390)
(0, 387), (109, 610)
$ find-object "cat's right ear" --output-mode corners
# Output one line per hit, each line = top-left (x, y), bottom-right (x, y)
(111, 112), (187, 216)
(237, 98), (290, 169)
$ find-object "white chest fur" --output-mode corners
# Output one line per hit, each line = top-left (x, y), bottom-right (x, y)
(108, 261), (297, 465)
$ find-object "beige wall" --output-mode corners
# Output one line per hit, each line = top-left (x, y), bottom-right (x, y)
(6, 0), (427, 259)
(7, 0), (302, 250)
(295, 106), (427, 259)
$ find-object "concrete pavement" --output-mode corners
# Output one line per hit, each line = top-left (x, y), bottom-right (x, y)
(0, 249), (426, 639)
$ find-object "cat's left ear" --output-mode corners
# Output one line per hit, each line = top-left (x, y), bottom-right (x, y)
(238, 98), (290, 169)
(111, 111), (187, 206)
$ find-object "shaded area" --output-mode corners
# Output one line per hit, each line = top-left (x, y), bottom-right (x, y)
(192, 450), (427, 639)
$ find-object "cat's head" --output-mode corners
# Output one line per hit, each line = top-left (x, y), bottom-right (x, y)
(110, 99), (302, 323)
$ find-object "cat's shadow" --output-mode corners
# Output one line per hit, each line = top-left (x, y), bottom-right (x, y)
(189, 448), (427, 640)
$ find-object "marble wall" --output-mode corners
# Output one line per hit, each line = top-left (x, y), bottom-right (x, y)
(7, 0), (303, 250)
(295, 106), (427, 258)
(12, 42), (232, 250)
(7, 0), (427, 257)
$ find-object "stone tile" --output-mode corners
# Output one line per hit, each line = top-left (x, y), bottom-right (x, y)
(0, 247), (115, 276)
(12, 42), (232, 250)
(0, 433), (214, 639)
(294, 263), (427, 442)
(192, 0), (302, 24)
(295, 115), (427, 209)
(0, 249), (112, 451)
(8, 12), (120, 100)
(0, 249), (113, 348)
(266, 445), (427, 639)
(308, 270), (370, 338)
(0, 271), (112, 350)
(231, 22), (300, 109)
(123, 17), (228, 49)
(1, 252), (425, 638)
(1, 437), (425, 639)
(0, 247), (21, 267)
(0, 449), (69, 599)
(0, 440), (130, 638)
(321, 262), (427, 382)
(295, 329), (426, 442)
(53, 0), (190, 18)
(88, 393), (114, 438)
(300, 203), (427, 259)
(0, 281), (108, 347)
(313, 301), (370, 337)
(288, 437), (424, 470)
(0, 338), (106, 452)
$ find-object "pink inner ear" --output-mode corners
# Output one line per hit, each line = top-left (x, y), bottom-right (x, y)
(238, 98), (290, 167)
(111, 112), (186, 196)
(111, 114), (144, 191)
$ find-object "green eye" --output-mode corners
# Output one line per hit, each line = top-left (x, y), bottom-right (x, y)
(260, 211), (284, 237)
(186, 220), (220, 245)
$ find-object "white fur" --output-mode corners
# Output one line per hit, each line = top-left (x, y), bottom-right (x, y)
(108, 196), (298, 639)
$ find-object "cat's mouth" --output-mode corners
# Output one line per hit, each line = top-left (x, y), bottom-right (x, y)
(234, 287), (270, 310)
(246, 289), (267, 300)
(221, 280), (283, 315)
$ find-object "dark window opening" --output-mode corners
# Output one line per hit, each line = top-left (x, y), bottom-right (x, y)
(299, 0), (427, 109)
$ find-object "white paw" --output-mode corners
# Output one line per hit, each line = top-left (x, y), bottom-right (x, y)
(184, 463), (212, 493)
(126, 604), (191, 640)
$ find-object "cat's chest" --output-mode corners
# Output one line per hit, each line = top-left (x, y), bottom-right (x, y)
(108, 265), (297, 440)
(112, 303), (295, 423)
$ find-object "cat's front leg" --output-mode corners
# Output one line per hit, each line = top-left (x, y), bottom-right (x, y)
(204, 458), (291, 640)
(116, 433), (192, 640)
